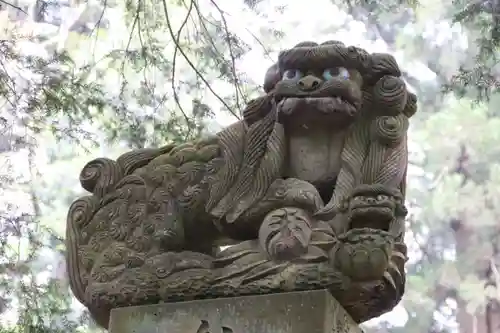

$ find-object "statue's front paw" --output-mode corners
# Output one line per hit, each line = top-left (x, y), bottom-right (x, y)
(270, 178), (324, 212)
(330, 228), (394, 281)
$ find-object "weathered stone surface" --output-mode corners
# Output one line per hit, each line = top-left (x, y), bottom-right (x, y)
(108, 290), (362, 333)
(66, 40), (415, 329)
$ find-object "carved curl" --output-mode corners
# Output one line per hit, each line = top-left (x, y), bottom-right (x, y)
(66, 196), (100, 305)
(403, 92), (418, 118)
(372, 75), (408, 116)
(371, 114), (409, 148)
(80, 158), (123, 197)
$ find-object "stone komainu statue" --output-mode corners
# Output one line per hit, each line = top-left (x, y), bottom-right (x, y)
(66, 41), (416, 328)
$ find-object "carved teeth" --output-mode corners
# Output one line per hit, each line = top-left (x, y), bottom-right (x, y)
(352, 195), (396, 202)
(346, 103), (356, 116)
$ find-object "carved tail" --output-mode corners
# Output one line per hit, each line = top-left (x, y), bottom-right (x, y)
(65, 145), (176, 316)
(65, 138), (236, 327)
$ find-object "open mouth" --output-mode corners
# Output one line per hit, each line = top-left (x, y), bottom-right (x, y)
(274, 95), (358, 120)
(348, 195), (398, 231)
(274, 89), (359, 107)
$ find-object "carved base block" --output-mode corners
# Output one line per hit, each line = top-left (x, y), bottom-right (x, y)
(108, 290), (362, 333)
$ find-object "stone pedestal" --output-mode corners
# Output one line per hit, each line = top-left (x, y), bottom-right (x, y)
(108, 290), (362, 333)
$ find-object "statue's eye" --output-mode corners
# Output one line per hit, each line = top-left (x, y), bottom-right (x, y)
(282, 69), (303, 81)
(323, 67), (350, 80)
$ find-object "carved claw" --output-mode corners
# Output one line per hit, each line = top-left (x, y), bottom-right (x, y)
(383, 271), (396, 290)
(388, 261), (401, 277)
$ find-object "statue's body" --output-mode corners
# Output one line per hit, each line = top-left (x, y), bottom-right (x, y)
(66, 41), (417, 328)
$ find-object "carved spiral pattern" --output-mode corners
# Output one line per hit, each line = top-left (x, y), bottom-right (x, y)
(66, 196), (99, 306)
(80, 158), (124, 196)
(371, 115), (409, 147)
(372, 76), (408, 116)
(109, 219), (129, 241)
(403, 92), (417, 118)
(68, 137), (230, 326)
(67, 196), (98, 229)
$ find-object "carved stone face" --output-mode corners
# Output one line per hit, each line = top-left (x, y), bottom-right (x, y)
(259, 207), (312, 261)
(265, 42), (364, 130)
(345, 184), (408, 235)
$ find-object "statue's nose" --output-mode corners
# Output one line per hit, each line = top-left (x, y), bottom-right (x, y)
(298, 75), (321, 91)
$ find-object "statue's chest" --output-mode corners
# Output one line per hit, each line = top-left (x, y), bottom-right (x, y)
(284, 128), (347, 186)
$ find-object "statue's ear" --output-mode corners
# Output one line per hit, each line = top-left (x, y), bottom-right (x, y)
(263, 63), (280, 93)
